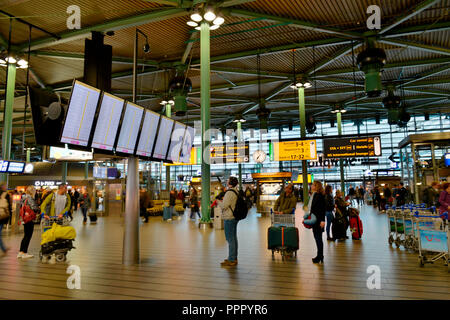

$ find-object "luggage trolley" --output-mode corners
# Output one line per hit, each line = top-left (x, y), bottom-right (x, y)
(270, 208), (297, 260)
(387, 205), (405, 247)
(415, 212), (449, 271)
(39, 213), (75, 263)
(387, 205), (396, 245)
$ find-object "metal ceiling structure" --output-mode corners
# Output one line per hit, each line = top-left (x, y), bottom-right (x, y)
(0, 0), (449, 152)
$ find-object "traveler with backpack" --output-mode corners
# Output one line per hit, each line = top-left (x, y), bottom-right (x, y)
(0, 182), (11, 256)
(41, 184), (71, 220)
(79, 191), (92, 224)
(324, 185), (335, 241)
(305, 181), (326, 264)
(219, 177), (248, 267)
(273, 184), (297, 215)
(17, 186), (40, 259)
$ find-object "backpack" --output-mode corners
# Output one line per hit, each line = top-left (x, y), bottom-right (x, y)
(226, 189), (248, 221)
(0, 191), (10, 221)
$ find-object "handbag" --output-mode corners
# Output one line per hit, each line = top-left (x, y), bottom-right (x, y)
(303, 212), (317, 229)
(20, 199), (37, 224)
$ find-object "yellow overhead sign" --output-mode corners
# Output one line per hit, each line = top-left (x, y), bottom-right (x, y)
(291, 174), (313, 184)
(273, 140), (317, 161)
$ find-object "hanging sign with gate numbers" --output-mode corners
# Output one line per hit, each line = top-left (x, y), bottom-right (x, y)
(272, 140), (317, 161)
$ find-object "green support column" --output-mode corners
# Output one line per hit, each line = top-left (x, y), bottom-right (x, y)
(298, 87), (309, 204)
(237, 121), (242, 191)
(26, 149), (31, 163)
(165, 103), (172, 192)
(337, 111), (345, 194)
(62, 162), (68, 184)
(1, 63), (16, 184)
(200, 21), (212, 226)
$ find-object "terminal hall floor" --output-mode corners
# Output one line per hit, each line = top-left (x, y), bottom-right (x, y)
(0, 205), (449, 300)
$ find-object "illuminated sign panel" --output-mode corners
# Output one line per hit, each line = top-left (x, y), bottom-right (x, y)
(273, 140), (317, 161)
(323, 136), (382, 158)
(210, 142), (249, 164)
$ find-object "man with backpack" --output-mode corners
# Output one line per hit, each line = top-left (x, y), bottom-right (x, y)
(219, 176), (247, 267)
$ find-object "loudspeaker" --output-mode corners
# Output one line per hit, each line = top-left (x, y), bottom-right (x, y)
(29, 87), (67, 147)
(83, 32), (112, 92)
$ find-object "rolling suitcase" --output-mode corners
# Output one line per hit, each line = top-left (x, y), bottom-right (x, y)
(267, 226), (299, 251)
(349, 215), (363, 240)
(163, 206), (172, 221)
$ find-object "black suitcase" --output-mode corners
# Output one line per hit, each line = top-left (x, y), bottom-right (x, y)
(89, 214), (97, 222)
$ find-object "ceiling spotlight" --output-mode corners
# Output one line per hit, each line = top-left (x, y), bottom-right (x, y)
(187, 20), (198, 27)
(209, 24), (220, 30)
(190, 12), (203, 22)
(213, 16), (224, 25)
(168, 100), (174, 105)
(17, 59), (28, 66)
(204, 10), (216, 22)
(195, 26), (201, 31)
(160, 100), (168, 105)
(0, 58), (6, 65)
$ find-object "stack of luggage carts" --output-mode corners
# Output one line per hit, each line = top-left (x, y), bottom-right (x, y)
(386, 204), (449, 271)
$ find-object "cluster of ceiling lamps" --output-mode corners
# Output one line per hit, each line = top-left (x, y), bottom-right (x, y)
(290, 79), (312, 90)
(160, 99), (174, 106)
(233, 115), (246, 123)
(186, 7), (225, 30)
(0, 53), (28, 68)
(330, 104), (347, 114)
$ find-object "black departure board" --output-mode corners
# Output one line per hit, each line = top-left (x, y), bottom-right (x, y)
(323, 136), (382, 158)
(210, 142), (250, 164)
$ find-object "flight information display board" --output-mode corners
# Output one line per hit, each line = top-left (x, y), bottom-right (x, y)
(167, 123), (186, 162)
(136, 110), (160, 158)
(91, 93), (125, 151)
(210, 142), (250, 164)
(179, 126), (195, 164)
(272, 140), (317, 161)
(323, 136), (382, 158)
(61, 81), (101, 146)
(116, 102), (144, 154)
(152, 116), (175, 160)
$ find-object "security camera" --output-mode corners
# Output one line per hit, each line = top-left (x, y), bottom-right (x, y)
(143, 43), (151, 53)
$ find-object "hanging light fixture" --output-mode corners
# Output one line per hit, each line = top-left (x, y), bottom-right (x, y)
(0, 52), (28, 68)
(331, 104), (347, 114)
(233, 114), (246, 123)
(186, 6), (224, 31)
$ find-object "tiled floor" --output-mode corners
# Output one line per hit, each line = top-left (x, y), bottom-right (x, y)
(0, 204), (449, 300)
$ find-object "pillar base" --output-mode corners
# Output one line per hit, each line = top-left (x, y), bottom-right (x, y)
(198, 221), (213, 229)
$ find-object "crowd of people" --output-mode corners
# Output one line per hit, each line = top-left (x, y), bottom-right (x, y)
(0, 183), (93, 259)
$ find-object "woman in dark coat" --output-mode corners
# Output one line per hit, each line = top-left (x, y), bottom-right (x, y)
(305, 181), (326, 263)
